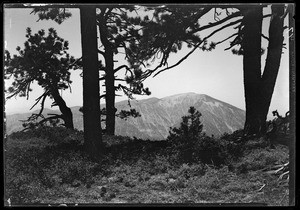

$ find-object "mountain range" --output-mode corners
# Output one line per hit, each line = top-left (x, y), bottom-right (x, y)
(5, 92), (245, 140)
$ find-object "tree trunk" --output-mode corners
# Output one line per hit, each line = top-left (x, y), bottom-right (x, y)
(104, 48), (116, 135)
(98, 9), (116, 135)
(260, 5), (285, 133)
(50, 88), (74, 129)
(242, 5), (285, 136)
(241, 6), (263, 135)
(80, 6), (103, 158)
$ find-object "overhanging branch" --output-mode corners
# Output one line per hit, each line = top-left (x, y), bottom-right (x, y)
(114, 64), (130, 73)
(190, 11), (242, 34)
(151, 18), (242, 78)
(98, 49), (105, 56)
(215, 32), (239, 47)
(30, 90), (49, 111)
(261, 33), (269, 41)
(39, 114), (63, 125)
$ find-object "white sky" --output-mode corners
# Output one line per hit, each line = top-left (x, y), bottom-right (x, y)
(4, 6), (290, 120)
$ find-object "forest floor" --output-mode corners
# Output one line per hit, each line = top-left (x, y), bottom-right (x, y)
(5, 127), (290, 206)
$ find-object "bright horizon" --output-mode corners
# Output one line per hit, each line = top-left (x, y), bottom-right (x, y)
(4, 6), (290, 120)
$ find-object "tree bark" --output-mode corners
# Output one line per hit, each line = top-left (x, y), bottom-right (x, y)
(80, 6), (103, 157)
(260, 5), (285, 133)
(104, 48), (116, 135)
(241, 6), (263, 135)
(50, 87), (74, 129)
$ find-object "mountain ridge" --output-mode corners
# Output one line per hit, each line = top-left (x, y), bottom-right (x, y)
(5, 93), (245, 139)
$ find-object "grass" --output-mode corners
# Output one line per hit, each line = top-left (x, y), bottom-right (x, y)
(4, 127), (289, 206)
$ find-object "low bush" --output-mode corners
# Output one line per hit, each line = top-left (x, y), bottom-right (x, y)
(166, 107), (245, 165)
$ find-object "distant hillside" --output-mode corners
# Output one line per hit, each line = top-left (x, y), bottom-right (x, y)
(5, 93), (245, 140)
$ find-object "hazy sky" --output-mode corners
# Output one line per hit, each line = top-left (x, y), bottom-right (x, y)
(4, 6), (290, 120)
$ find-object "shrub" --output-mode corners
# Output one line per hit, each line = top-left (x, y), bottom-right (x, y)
(167, 106), (203, 142)
(165, 107), (246, 165)
(149, 155), (172, 174)
(192, 135), (229, 165)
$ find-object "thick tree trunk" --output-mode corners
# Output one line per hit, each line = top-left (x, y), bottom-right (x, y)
(260, 5), (285, 132)
(104, 48), (116, 135)
(242, 5), (285, 136)
(50, 88), (74, 129)
(80, 6), (103, 157)
(241, 6), (264, 135)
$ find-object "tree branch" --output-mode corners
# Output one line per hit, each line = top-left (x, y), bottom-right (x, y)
(6, 82), (28, 99)
(68, 57), (82, 69)
(114, 64), (130, 73)
(104, 7), (113, 21)
(26, 82), (31, 100)
(261, 33), (269, 41)
(190, 11), (242, 34)
(151, 18), (242, 78)
(263, 14), (272, 19)
(115, 78), (126, 81)
(30, 90), (49, 111)
(215, 32), (239, 47)
(98, 49), (105, 56)
(39, 115), (63, 125)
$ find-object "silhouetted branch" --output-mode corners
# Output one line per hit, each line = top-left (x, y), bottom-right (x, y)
(39, 114), (63, 125)
(224, 33), (243, 51)
(6, 82), (28, 99)
(98, 50), (105, 56)
(151, 18), (242, 78)
(215, 32), (239, 47)
(189, 11), (242, 34)
(68, 57), (82, 69)
(30, 90), (49, 111)
(115, 78), (126, 81)
(100, 94), (106, 99)
(214, 8), (221, 21)
(263, 14), (272, 18)
(26, 82), (31, 100)
(261, 33), (269, 41)
(114, 64), (130, 73)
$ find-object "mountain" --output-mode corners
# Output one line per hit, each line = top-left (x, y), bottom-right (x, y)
(5, 93), (245, 140)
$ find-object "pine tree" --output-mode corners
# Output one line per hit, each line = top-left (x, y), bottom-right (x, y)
(167, 106), (203, 141)
(32, 6), (103, 157)
(32, 6), (152, 136)
(4, 27), (79, 129)
(96, 6), (151, 135)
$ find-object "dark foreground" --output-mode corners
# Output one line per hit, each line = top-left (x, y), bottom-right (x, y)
(4, 127), (289, 206)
